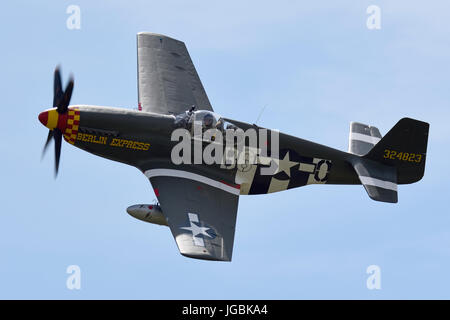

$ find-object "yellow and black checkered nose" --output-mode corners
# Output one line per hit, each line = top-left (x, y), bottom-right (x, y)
(38, 107), (80, 144)
(63, 108), (80, 145)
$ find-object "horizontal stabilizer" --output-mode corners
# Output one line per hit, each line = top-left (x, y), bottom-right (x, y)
(352, 159), (398, 203)
(348, 122), (382, 156)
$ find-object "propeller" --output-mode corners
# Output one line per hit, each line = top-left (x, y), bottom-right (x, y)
(41, 67), (74, 177)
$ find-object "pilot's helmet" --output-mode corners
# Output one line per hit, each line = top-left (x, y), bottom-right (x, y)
(203, 113), (214, 129)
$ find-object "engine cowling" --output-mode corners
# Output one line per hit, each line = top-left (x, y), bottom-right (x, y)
(126, 204), (168, 226)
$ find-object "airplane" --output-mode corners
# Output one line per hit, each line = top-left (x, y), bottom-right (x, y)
(38, 32), (429, 262)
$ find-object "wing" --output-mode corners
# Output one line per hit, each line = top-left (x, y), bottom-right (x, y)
(137, 32), (213, 115)
(145, 169), (240, 261)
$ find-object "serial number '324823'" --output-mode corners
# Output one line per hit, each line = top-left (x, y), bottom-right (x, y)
(383, 149), (422, 163)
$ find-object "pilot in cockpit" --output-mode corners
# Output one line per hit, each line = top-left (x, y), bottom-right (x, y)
(202, 112), (215, 130)
(174, 109), (228, 139)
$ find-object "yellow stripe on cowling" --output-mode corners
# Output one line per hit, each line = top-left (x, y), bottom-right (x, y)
(47, 109), (59, 129)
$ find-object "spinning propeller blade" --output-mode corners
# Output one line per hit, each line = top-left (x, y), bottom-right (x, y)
(39, 66), (75, 177)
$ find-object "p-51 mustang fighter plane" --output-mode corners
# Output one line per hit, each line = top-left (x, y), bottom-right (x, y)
(38, 32), (429, 261)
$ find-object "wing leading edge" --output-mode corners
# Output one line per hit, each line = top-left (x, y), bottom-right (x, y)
(144, 169), (239, 261)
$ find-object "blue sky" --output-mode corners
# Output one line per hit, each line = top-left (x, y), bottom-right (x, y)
(0, 0), (449, 299)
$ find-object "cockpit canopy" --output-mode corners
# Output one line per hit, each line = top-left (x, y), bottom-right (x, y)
(192, 110), (222, 130)
(174, 110), (232, 132)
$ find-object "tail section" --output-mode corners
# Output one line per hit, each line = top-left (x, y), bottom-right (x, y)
(348, 118), (429, 203)
(364, 118), (429, 184)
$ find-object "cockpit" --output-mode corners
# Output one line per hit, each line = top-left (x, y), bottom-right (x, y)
(174, 110), (237, 133)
